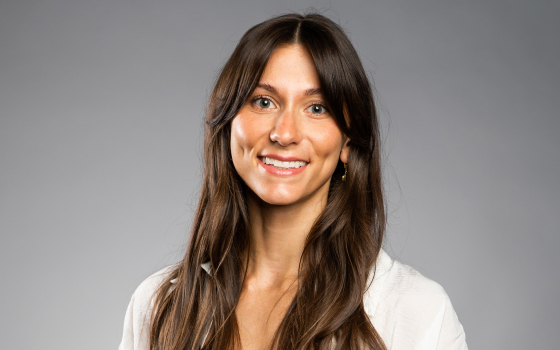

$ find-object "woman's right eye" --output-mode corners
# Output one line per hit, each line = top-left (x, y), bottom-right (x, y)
(254, 98), (276, 109)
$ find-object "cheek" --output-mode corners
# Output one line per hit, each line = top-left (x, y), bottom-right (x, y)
(230, 117), (244, 150)
(309, 124), (344, 160)
(230, 115), (264, 166)
(230, 117), (249, 168)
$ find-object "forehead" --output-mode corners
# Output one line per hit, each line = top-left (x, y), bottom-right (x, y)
(258, 44), (321, 93)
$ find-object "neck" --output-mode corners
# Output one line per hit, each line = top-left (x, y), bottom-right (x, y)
(244, 189), (327, 288)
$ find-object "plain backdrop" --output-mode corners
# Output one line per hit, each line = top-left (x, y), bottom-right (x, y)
(1, 0), (558, 349)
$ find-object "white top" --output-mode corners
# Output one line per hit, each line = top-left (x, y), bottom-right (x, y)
(118, 250), (467, 349)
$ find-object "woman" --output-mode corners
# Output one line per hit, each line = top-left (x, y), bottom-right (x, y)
(119, 13), (467, 350)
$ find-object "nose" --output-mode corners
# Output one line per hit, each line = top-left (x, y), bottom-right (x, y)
(269, 108), (302, 146)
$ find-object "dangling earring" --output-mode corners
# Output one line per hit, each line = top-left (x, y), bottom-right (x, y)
(342, 163), (347, 182)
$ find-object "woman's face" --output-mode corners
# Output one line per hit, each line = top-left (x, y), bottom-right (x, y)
(231, 44), (350, 206)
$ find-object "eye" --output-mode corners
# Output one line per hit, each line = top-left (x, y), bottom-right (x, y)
(254, 97), (276, 109)
(306, 104), (328, 115)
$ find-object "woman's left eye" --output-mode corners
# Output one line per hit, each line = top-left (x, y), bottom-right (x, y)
(306, 104), (327, 115)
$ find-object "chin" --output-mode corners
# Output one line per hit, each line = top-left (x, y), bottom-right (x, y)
(256, 191), (302, 206)
(248, 183), (305, 206)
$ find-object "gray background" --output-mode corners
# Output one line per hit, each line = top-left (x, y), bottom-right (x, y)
(1, 0), (558, 349)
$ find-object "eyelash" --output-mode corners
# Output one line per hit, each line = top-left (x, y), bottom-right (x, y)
(250, 95), (330, 115)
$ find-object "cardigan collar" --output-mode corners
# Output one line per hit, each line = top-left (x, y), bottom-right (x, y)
(197, 249), (392, 278)
(201, 261), (212, 276)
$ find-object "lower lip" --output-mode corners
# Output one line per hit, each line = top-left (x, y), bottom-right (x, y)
(258, 158), (308, 176)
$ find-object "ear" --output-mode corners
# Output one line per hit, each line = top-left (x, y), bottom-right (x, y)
(340, 137), (350, 164)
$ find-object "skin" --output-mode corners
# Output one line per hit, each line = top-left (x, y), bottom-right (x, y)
(230, 44), (350, 350)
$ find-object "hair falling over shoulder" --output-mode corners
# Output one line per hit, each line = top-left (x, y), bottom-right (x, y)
(149, 12), (386, 350)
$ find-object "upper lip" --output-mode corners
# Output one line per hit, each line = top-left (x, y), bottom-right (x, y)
(259, 154), (308, 162)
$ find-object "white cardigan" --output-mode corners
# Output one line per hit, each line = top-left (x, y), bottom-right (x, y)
(118, 250), (467, 349)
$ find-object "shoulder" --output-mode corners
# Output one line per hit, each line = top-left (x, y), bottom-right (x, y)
(118, 265), (177, 350)
(383, 252), (448, 306)
(132, 265), (177, 307)
(366, 250), (447, 308)
(365, 250), (468, 349)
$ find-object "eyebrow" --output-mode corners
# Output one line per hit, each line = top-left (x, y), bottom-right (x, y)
(304, 87), (322, 96)
(255, 83), (323, 97)
(256, 83), (277, 94)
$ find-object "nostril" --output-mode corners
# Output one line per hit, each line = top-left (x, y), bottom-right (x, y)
(270, 116), (301, 146)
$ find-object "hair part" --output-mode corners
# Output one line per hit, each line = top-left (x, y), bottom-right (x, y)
(149, 12), (386, 350)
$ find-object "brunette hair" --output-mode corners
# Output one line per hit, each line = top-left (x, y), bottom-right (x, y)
(149, 12), (386, 350)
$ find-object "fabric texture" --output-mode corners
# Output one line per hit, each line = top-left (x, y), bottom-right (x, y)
(118, 250), (468, 349)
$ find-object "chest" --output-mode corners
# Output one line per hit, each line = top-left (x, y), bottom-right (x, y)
(235, 286), (296, 350)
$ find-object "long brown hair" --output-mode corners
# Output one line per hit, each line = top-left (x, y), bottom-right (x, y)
(149, 12), (386, 350)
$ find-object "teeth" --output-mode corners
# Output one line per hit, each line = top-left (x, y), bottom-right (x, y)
(261, 157), (307, 169)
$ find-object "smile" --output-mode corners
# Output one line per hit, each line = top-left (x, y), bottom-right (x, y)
(259, 156), (308, 169)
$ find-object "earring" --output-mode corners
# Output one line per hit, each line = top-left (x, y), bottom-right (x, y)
(342, 163), (347, 182)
